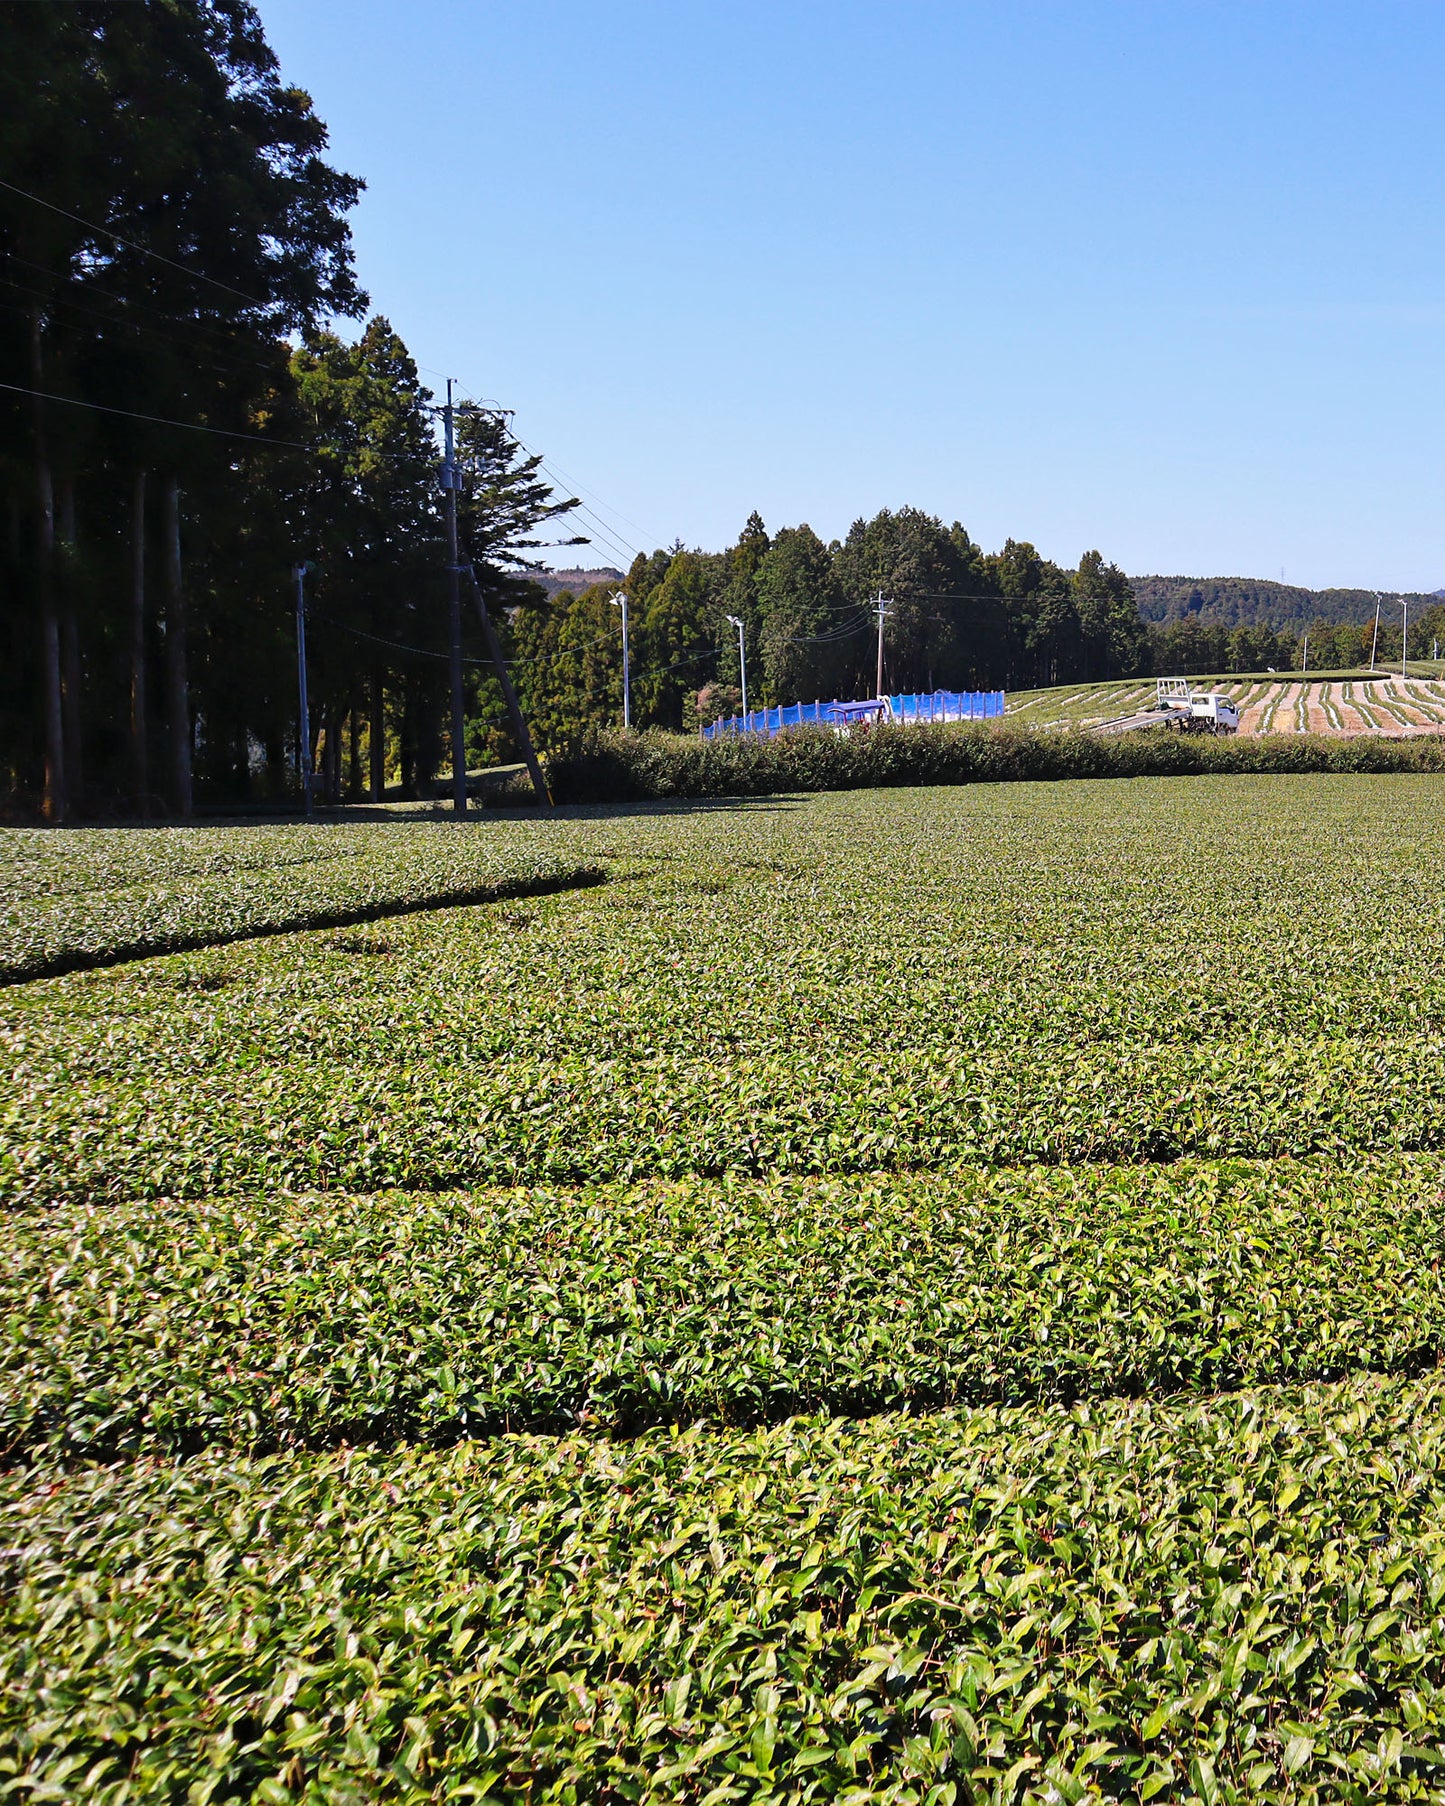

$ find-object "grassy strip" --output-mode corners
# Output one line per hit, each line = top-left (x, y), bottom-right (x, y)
(0, 823), (402, 907)
(546, 724), (1445, 802)
(6, 1370), (1445, 1802)
(0, 831), (604, 983)
(10, 1032), (1445, 1205)
(7, 1159), (1445, 1463)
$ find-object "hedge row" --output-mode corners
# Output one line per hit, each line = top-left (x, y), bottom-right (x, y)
(6, 1369), (1445, 1802)
(7, 1158), (1445, 1462)
(0, 822), (603, 983)
(11, 1033), (1445, 1205)
(547, 723), (1445, 801)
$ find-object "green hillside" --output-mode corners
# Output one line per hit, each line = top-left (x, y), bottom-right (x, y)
(1132, 575), (1440, 630)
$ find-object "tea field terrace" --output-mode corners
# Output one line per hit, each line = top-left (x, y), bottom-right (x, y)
(1008, 666), (1445, 735)
(8, 778), (1445, 1802)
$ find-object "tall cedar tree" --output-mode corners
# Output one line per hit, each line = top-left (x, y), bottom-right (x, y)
(0, 0), (362, 816)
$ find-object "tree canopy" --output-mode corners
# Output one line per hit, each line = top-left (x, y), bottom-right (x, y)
(0, 0), (580, 818)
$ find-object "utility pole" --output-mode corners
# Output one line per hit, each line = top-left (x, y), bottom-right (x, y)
(725, 613), (748, 718)
(610, 589), (631, 729)
(443, 380), (467, 815)
(1301, 631), (1308, 675)
(1370, 593), (1381, 671)
(462, 563), (552, 806)
(294, 561), (314, 818)
(1402, 594), (1409, 680)
(874, 593), (891, 699)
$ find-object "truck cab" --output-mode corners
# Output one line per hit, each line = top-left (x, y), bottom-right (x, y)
(1187, 692), (1240, 734)
(1152, 679), (1240, 734)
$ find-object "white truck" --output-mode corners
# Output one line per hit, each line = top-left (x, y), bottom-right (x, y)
(1156, 678), (1240, 733)
(1094, 679), (1240, 737)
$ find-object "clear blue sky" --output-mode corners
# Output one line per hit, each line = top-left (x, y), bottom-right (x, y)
(259, 0), (1445, 589)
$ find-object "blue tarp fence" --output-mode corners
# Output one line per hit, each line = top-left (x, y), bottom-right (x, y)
(703, 690), (1006, 740)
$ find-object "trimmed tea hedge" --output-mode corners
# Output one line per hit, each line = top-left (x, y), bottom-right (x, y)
(10, 780), (1445, 1798)
(6, 1158), (1445, 1462)
(0, 821), (604, 983)
(9, 779), (1445, 1203)
(548, 722), (1445, 802)
(10, 1031), (1445, 1205)
(6, 1369), (1445, 1802)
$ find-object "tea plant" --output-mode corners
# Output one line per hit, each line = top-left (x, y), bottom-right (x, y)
(6, 1157), (1445, 1462)
(0, 819), (603, 982)
(8, 778), (1445, 1799)
(6, 1370), (1445, 1802)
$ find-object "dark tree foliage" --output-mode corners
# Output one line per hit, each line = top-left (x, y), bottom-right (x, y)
(0, 3), (576, 816)
(755, 525), (850, 705)
(510, 584), (622, 759)
(0, 0), (363, 818)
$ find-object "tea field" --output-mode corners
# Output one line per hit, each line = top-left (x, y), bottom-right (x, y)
(7, 776), (1445, 1803)
(1007, 672), (1445, 736)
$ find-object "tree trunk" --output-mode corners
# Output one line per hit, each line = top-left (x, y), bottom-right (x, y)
(31, 309), (65, 823)
(417, 680), (441, 800)
(163, 476), (192, 819)
(57, 476), (83, 809)
(369, 669), (385, 800)
(399, 682), (416, 798)
(265, 732), (287, 799)
(348, 696), (362, 798)
(232, 721), (250, 801)
(324, 707), (341, 804)
(130, 470), (149, 816)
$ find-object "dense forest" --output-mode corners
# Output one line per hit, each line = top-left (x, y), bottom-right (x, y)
(1143, 608), (1445, 679)
(512, 520), (1147, 756)
(521, 547), (1445, 740)
(0, 1), (581, 820)
(1133, 574), (1442, 631)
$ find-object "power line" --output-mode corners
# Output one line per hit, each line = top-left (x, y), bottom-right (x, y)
(307, 612), (469, 665)
(0, 377), (307, 446)
(447, 388), (648, 564)
(0, 266), (293, 382)
(0, 175), (273, 312)
(559, 502), (638, 568)
(526, 446), (660, 550)
(783, 611), (873, 646)
(426, 385), (636, 569)
(443, 385), (647, 551)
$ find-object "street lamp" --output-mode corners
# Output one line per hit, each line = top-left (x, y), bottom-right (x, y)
(609, 590), (631, 730)
(293, 561), (316, 817)
(725, 613), (748, 719)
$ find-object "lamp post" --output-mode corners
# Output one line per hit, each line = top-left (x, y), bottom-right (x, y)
(293, 561), (315, 817)
(725, 613), (748, 720)
(610, 590), (631, 729)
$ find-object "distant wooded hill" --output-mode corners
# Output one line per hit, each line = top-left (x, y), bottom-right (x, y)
(1132, 576), (1440, 630)
(529, 567), (625, 600)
